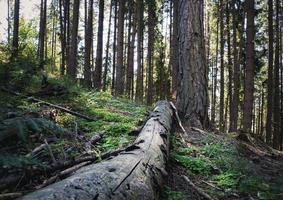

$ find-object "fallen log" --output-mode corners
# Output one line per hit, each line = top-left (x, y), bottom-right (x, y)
(20, 101), (173, 200)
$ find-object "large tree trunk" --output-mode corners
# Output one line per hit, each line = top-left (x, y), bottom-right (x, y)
(176, 0), (209, 128)
(84, 0), (93, 88)
(135, 0), (144, 102)
(115, 0), (126, 96)
(93, 0), (104, 90)
(112, 1), (118, 94)
(66, 0), (80, 79)
(38, 0), (47, 69)
(20, 101), (173, 200)
(242, 0), (255, 133)
(171, 0), (178, 98)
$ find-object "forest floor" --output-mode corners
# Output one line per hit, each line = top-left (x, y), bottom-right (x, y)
(162, 127), (283, 200)
(1, 77), (283, 200)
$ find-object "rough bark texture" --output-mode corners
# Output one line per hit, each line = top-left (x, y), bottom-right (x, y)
(67, 0), (80, 79)
(112, 1), (118, 93)
(171, 0), (178, 98)
(20, 101), (173, 200)
(115, 0), (126, 96)
(243, 0), (255, 133)
(11, 0), (20, 59)
(176, 0), (209, 128)
(266, 0), (273, 144)
(93, 0), (104, 90)
(84, 0), (93, 88)
(135, 0), (144, 102)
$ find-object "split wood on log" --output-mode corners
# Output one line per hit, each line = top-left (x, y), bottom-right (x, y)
(20, 101), (173, 200)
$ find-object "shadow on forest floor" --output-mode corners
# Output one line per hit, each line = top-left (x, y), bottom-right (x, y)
(162, 127), (283, 200)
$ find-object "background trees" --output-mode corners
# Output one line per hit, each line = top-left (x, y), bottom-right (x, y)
(0, 0), (282, 150)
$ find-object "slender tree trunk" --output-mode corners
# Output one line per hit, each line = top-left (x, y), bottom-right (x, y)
(38, 0), (47, 69)
(219, 0), (225, 131)
(84, 0), (94, 88)
(146, 0), (156, 105)
(103, 0), (113, 91)
(59, 0), (66, 75)
(67, 0), (80, 79)
(211, 4), (219, 125)
(94, 0), (105, 90)
(230, 0), (240, 132)
(226, 2), (233, 132)
(135, 0), (144, 102)
(243, 0), (255, 133)
(115, 0), (126, 96)
(266, 0), (274, 144)
(7, 0), (11, 45)
(273, 0), (280, 149)
(11, 0), (20, 59)
(112, 1), (118, 94)
(177, 0), (209, 128)
(126, 1), (136, 98)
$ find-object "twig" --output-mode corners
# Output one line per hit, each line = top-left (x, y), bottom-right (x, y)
(0, 192), (23, 199)
(182, 175), (215, 200)
(26, 143), (47, 157)
(169, 102), (187, 134)
(44, 139), (57, 164)
(36, 161), (91, 189)
(1, 87), (96, 121)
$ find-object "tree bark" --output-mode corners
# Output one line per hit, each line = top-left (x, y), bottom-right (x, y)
(67, 0), (80, 79)
(93, 0), (105, 90)
(176, 0), (209, 128)
(20, 101), (173, 200)
(84, 0), (94, 88)
(171, 0), (178, 98)
(11, 0), (20, 59)
(135, 0), (144, 102)
(112, 1), (118, 94)
(243, 0), (255, 133)
(273, 0), (280, 149)
(115, 0), (126, 96)
(146, 0), (156, 105)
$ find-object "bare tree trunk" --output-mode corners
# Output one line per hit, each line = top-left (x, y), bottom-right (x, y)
(11, 0), (20, 59)
(135, 0), (144, 102)
(84, 0), (94, 88)
(273, 0), (280, 149)
(219, 0), (225, 132)
(93, 0), (105, 90)
(146, 0), (156, 105)
(229, 0), (240, 132)
(38, 0), (47, 69)
(59, 0), (66, 75)
(266, 0), (274, 144)
(103, 0), (113, 91)
(115, 0), (126, 96)
(171, 0), (178, 98)
(67, 0), (80, 79)
(112, 1), (118, 94)
(243, 0), (255, 133)
(177, 0), (209, 128)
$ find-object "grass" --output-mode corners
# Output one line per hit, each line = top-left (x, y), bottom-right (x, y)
(169, 134), (283, 200)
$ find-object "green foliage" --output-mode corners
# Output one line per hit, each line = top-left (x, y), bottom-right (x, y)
(173, 154), (212, 175)
(162, 187), (186, 200)
(212, 171), (240, 189)
(0, 117), (67, 142)
(0, 154), (41, 168)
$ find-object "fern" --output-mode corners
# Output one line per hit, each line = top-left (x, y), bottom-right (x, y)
(0, 116), (67, 142)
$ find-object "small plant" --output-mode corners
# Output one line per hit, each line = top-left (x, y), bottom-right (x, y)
(212, 171), (240, 189)
(162, 187), (186, 200)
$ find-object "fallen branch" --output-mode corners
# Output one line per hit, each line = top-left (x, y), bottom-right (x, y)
(182, 175), (215, 200)
(1, 87), (96, 121)
(0, 192), (23, 199)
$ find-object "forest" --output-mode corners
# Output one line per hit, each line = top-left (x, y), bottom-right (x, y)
(0, 0), (283, 199)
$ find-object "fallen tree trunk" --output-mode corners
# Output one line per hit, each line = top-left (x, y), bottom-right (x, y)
(20, 101), (173, 200)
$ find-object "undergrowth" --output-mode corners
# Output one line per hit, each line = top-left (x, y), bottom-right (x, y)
(168, 134), (283, 200)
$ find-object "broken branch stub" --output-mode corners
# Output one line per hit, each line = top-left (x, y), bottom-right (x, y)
(20, 101), (173, 200)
